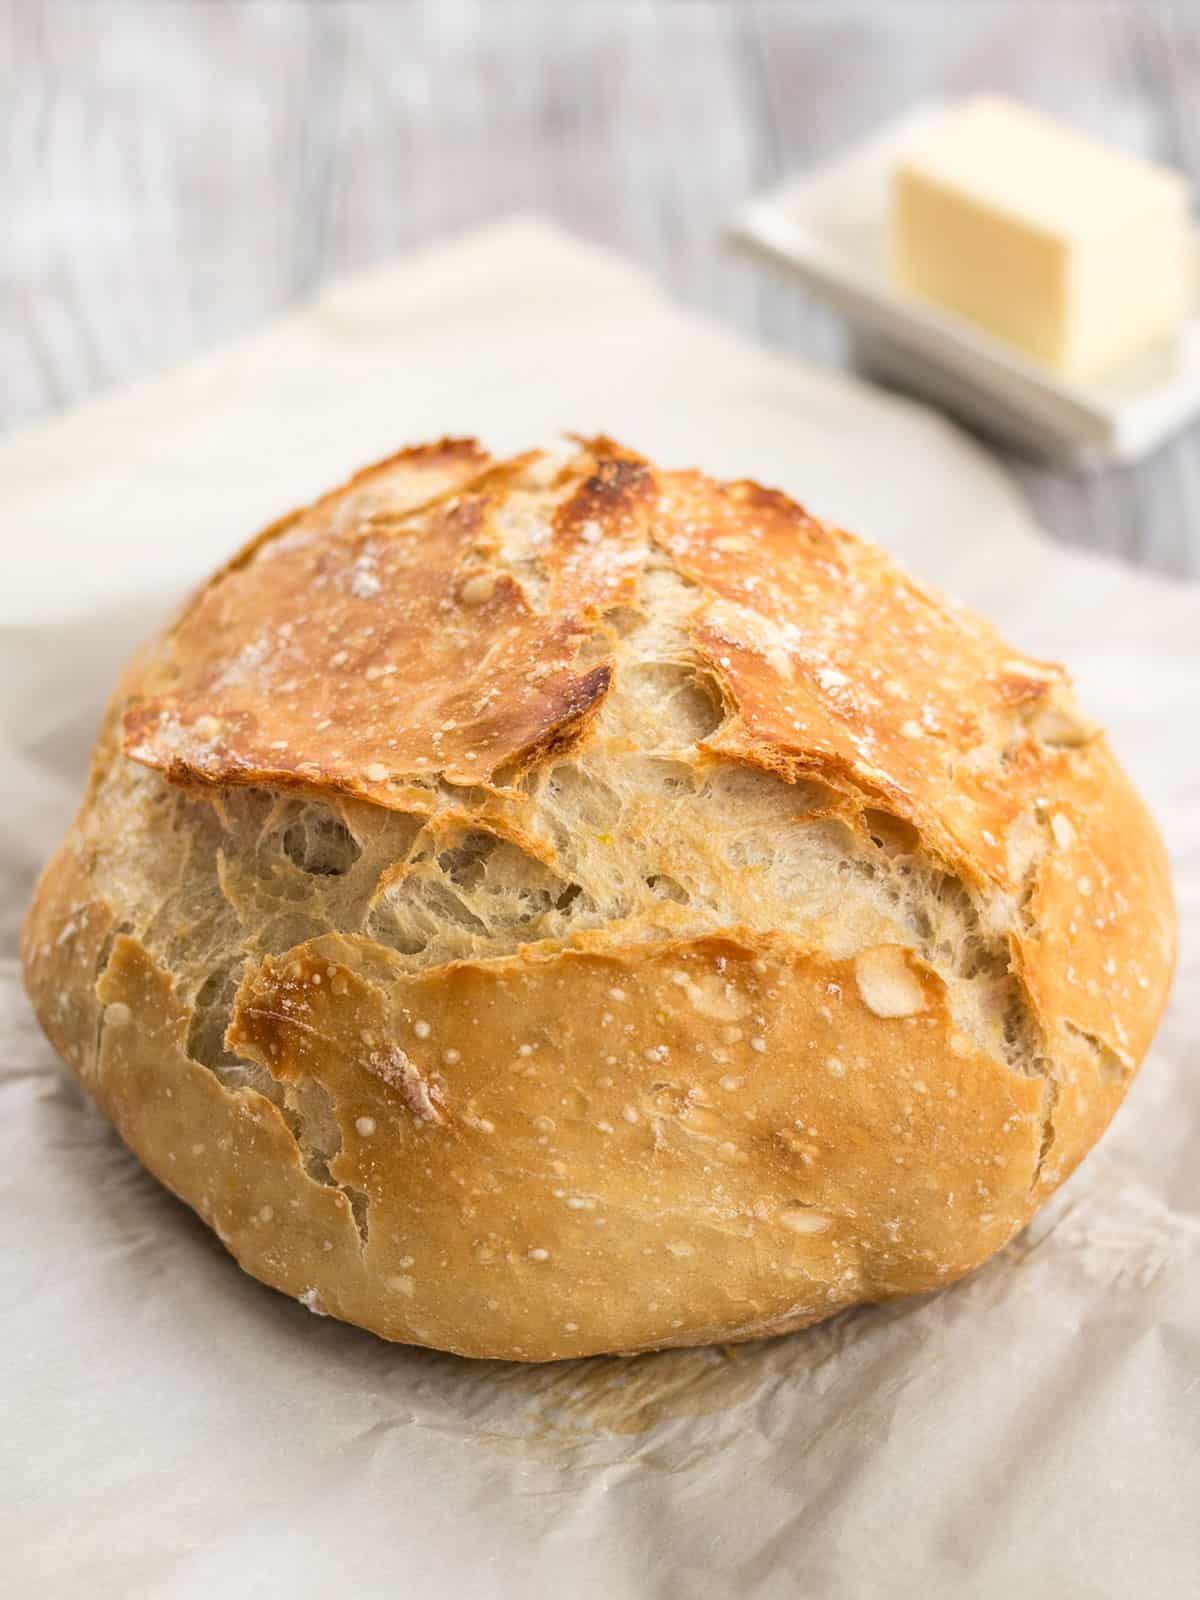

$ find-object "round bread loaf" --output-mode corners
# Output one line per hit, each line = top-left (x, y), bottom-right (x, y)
(22, 436), (1175, 1360)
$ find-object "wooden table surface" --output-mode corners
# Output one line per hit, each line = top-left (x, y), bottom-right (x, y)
(4, 0), (1200, 577)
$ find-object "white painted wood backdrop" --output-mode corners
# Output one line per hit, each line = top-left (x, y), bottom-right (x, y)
(4, 0), (1200, 575)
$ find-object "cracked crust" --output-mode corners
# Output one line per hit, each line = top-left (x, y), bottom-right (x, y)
(21, 436), (1175, 1360)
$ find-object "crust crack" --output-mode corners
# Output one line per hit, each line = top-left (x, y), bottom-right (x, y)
(183, 955), (371, 1249)
(1064, 1020), (1128, 1083)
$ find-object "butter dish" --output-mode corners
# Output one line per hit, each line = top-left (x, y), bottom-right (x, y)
(731, 102), (1200, 468)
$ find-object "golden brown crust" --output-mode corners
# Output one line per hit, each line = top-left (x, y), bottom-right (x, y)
(122, 477), (615, 801)
(94, 934), (369, 1305)
(1011, 739), (1176, 1194)
(20, 836), (116, 1089)
(50, 923), (1044, 1361)
(21, 435), (1176, 1360)
(547, 442), (656, 612)
(653, 470), (1064, 887)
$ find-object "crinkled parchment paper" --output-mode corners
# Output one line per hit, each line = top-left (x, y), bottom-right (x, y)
(2, 220), (1197, 1598)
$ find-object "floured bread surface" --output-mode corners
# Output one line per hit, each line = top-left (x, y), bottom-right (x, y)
(22, 437), (1176, 1360)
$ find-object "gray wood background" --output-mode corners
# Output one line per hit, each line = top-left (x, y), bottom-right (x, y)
(4, 0), (1200, 577)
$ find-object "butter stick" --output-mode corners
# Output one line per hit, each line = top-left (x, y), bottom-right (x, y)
(890, 96), (1192, 383)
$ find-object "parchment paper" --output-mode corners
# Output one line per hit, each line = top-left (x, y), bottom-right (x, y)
(2, 218), (1197, 1599)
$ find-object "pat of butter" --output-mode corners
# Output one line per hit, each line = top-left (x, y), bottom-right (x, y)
(890, 96), (1191, 384)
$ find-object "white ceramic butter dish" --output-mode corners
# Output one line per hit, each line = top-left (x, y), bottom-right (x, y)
(731, 102), (1200, 468)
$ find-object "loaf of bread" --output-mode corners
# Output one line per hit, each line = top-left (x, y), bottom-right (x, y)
(22, 437), (1175, 1360)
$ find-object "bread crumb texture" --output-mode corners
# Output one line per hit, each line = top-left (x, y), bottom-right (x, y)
(21, 437), (1175, 1360)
